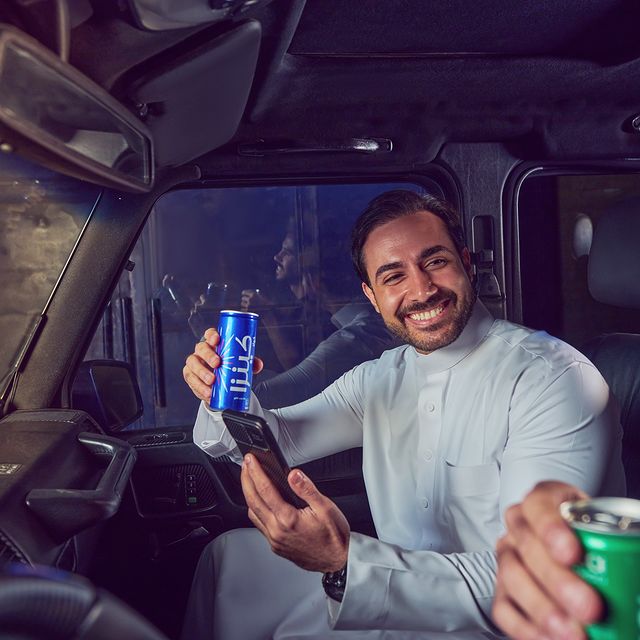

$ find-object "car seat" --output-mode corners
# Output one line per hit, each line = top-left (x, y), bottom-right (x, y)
(581, 198), (640, 499)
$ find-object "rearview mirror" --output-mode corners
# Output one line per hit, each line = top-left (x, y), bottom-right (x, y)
(71, 360), (143, 432)
(0, 25), (154, 192)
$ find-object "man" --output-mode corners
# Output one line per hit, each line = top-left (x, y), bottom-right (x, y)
(182, 190), (624, 639)
(241, 215), (398, 408)
(492, 481), (605, 640)
(240, 216), (336, 370)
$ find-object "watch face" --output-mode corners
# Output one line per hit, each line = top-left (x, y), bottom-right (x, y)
(322, 566), (347, 602)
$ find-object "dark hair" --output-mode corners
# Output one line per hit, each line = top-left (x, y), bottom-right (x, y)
(350, 190), (467, 285)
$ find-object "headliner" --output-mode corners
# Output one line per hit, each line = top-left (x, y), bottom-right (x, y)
(8, 0), (640, 173)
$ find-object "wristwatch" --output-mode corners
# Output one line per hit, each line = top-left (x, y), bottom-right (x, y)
(322, 563), (347, 602)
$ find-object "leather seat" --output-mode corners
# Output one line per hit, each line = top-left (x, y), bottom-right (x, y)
(581, 198), (640, 498)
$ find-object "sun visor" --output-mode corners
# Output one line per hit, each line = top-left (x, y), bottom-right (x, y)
(128, 20), (261, 167)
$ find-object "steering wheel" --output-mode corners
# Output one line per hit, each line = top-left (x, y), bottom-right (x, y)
(0, 565), (169, 640)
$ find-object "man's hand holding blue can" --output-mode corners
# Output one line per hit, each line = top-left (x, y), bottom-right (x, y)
(183, 326), (264, 403)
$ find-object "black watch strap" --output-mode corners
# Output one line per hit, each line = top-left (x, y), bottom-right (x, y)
(322, 563), (347, 602)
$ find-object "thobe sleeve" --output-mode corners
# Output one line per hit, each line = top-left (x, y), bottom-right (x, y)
(332, 533), (499, 633)
(331, 360), (623, 633)
(499, 360), (625, 506)
(252, 317), (394, 409)
(192, 361), (371, 465)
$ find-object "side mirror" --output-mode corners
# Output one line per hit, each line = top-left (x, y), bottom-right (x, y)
(71, 360), (143, 432)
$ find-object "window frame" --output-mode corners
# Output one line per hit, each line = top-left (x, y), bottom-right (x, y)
(73, 167), (459, 431)
(503, 159), (640, 324)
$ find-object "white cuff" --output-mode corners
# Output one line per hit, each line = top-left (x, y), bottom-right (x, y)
(193, 401), (242, 461)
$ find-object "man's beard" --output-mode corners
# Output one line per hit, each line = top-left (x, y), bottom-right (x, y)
(384, 288), (477, 354)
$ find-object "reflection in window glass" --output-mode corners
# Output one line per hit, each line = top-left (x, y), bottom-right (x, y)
(89, 181), (438, 430)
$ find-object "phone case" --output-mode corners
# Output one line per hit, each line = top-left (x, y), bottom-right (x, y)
(222, 409), (307, 508)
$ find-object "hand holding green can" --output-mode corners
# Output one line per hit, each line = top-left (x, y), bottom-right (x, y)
(561, 497), (640, 640)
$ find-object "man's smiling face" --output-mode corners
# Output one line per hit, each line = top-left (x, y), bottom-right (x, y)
(361, 211), (476, 355)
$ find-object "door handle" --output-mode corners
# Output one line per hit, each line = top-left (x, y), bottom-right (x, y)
(26, 433), (137, 543)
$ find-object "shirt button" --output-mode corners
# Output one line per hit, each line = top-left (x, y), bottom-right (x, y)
(424, 449), (433, 460)
(421, 498), (430, 509)
(427, 402), (436, 413)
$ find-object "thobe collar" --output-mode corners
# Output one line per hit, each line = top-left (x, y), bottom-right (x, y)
(410, 300), (495, 373)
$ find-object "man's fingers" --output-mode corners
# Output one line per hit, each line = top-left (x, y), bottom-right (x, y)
(244, 455), (289, 511)
(182, 354), (215, 401)
(184, 353), (216, 386)
(491, 600), (547, 640)
(492, 579), (552, 640)
(506, 508), (603, 625)
(202, 328), (220, 346)
(184, 327), (261, 399)
(182, 367), (213, 402)
(241, 456), (281, 525)
(521, 481), (588, 565)
(240, 455), (271, 515)
(288, 469), (324, 508)
(497, 540), (587, 640)
(194, 341), (220, 370)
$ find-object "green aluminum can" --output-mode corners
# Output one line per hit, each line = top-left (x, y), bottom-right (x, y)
(561, 497), (640, 640)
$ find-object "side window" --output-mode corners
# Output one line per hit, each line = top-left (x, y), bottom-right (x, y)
(517, 173), (640, 347)
(0, 154), (100, 375)
(87, 181), (438, 430)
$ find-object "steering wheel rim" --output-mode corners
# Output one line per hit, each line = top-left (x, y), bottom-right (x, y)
(0, 565), (169, 640)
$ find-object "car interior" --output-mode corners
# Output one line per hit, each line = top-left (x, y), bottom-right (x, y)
(1, 1), (640, 638)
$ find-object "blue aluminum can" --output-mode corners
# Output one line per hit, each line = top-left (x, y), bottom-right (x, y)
(210, 310), (259, 411)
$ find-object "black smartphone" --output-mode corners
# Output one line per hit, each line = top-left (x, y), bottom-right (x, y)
(222, 409), (307, 509)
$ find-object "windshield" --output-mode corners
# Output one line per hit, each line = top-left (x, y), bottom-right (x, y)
(0, 153), (100, 377)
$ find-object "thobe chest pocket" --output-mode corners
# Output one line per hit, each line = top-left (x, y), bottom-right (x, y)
(441, 461), (502, 551)
(444, 461), (500, 496)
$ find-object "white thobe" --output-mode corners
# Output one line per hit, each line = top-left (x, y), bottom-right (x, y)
(184, 301), (625, 639)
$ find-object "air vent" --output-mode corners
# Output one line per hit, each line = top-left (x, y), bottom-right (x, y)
(129, 432), (186, 448)
(132, 463), (217, 515)
(0, 530), (30, 568)
(213, 454), (236, 464)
